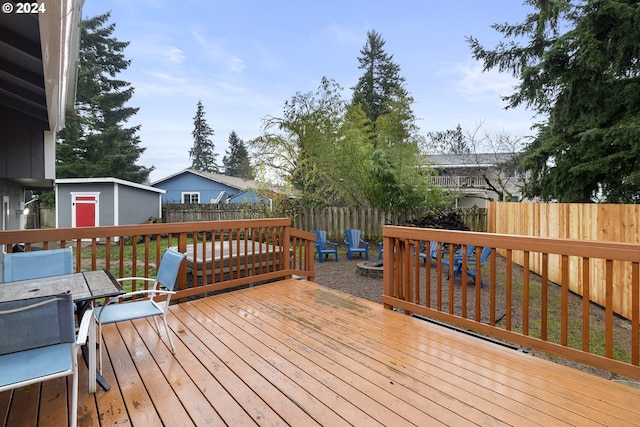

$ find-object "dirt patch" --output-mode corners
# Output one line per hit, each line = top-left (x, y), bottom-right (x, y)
(313, 254), (636, 382)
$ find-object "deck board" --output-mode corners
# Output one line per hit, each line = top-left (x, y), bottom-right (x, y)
(2, 278), (640, 426)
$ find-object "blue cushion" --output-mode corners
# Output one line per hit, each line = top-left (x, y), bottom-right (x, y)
(0, 343), (73, 388)
(96, 300), (163, 325)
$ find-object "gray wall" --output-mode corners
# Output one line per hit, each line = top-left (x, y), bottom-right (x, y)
(0, 180), (24, 231)
(118, 184), (161, 224)
(0, 105), (46, 181)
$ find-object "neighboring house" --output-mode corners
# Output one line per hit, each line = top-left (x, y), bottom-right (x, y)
(0, 3), (83, 231)
(426, 153), (525, 208)
(55, 178), (166, 228)
(151, 169), (280, 206)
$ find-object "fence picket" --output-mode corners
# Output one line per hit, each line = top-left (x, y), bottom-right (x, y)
(161, 204), (487, 241)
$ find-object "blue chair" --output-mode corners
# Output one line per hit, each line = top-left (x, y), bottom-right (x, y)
(0, 293), (93, 427)
(95, 249), (186, 373)
(464, 246), (492, 287)
(312, 230), (338, 263)
(378, 242), (383, 260)
(344, 229), (369, 261)
(2, 247), (73, 282)
(440, 244), (475, 280)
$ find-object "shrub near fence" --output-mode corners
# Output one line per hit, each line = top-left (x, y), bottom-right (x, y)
(163, 204), (487, 241)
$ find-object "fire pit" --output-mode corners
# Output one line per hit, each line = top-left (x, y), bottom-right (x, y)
(356, 260), (383, 279)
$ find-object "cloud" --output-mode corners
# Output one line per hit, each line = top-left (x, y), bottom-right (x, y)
(444, 62), (519, 105)
(127, 34), (185, 65)
(191, 29), (245, 72)
(323, 23), (363, 45)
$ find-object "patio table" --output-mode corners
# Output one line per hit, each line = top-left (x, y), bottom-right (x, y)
(0, 270), (124, 392)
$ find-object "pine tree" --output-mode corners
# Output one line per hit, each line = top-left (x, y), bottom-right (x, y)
(468, 0), (640, 202)
(351, 30), (408, 125)
(56, 12), (152, 183)
(189, 100), (218, 173)
(222, 131), (253, 179)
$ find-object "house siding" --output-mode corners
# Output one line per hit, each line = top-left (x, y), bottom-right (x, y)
(155, 173), (242, 204)
(0, 106), (46, 181)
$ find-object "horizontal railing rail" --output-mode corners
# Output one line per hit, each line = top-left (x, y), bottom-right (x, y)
(382, 226), (640, 380)
(0, 219), (315, 300)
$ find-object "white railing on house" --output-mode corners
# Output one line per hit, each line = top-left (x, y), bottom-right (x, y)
(426, 176), (486, 188)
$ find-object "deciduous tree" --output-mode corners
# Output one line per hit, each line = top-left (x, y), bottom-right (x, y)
(250, 77), (344, 205)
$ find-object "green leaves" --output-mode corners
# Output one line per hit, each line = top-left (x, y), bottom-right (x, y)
(471, 0), (640, 202)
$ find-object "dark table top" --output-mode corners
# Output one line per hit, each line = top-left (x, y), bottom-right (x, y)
(0, 270), (124, 303)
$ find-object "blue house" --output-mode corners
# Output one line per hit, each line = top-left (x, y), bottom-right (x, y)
(151, 169), (275, 205)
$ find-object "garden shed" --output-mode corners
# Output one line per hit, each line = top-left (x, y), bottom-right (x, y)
(55, 178), (165, 228)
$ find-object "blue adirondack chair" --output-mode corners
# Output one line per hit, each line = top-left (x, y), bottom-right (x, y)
(440, 244), (475, 280)
(344, 229), (369, 261)
(464, 246), (492, 287)
(312, 230), (338, 263)
(378, 242), (426, 263)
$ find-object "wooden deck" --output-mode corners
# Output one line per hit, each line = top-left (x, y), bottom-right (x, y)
(2, 278), (640, 426)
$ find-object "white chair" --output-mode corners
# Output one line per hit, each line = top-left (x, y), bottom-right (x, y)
(94, 249), (186, 373)
(2, 247), (73, 282)
(0, 293), (93, 427)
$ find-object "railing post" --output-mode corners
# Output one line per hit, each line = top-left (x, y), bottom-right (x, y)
(382, 229), (393, 310)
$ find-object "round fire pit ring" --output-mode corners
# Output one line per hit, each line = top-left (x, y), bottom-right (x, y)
(356, 260), (383, 279)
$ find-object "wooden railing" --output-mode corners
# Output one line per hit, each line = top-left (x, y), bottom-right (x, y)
(382, 226), (640, 380)
(0, 219), (315, 300)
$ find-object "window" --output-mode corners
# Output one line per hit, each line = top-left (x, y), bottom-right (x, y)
(182, 192), (200, 204)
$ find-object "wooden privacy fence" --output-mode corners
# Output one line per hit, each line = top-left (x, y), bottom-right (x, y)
(163, 203), (270, 223)
(162, 205), (487, 240)
(489, 202), (640, 320)
(293, 207), (487, 239)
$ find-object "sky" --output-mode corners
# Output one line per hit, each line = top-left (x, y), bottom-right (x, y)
(81, 0), (537, 183)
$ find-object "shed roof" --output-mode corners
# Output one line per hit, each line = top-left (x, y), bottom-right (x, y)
(55, 177), (166, 193)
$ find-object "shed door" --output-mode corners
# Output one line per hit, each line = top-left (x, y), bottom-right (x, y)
(73, 195), (98, 227)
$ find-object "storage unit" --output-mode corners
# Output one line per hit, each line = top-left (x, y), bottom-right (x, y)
(55, 178), (165, 228)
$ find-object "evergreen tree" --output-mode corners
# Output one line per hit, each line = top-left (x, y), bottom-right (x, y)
(351, 30), (408, 125)
(468, 0), (640, 203)
(223, 131), (253, 179)
(57, 12), (152, 183)
(189, 100), (218, 173)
